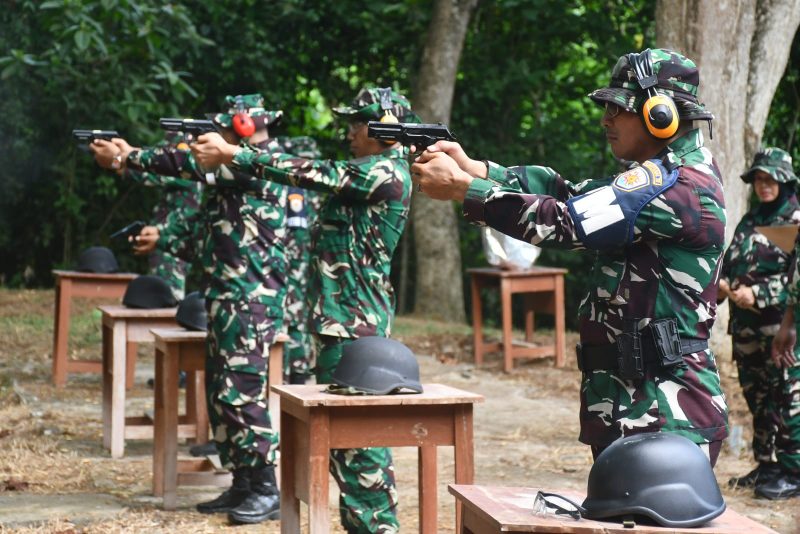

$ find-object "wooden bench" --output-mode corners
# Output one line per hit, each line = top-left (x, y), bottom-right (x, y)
(99, 304), (180, 458)
(467, 267), (567, 372)
(274, 383), (484, 533)
(51, 270), (138, 386)
(448, 485), (779, 533)
(151, 328), (287, 509)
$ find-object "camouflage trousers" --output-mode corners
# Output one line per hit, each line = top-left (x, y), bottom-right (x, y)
(780, 341), (800, 473)
(733, 336), (780, 464)
(206, 299), (280, 470)
(149, 249), (188, 301)
(316, 335), (399, 534)
(284, 325), (313, 380)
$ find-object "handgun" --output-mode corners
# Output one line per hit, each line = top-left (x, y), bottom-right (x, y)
(159, 118), (219, 137)
(72, 129), (120, 144)
(366, 121), (457, 151)
(110, 220), (146, 241)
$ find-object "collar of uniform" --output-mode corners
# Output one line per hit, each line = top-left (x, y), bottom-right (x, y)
(660, 128), (703, 170)
(380, 144), (409, 159)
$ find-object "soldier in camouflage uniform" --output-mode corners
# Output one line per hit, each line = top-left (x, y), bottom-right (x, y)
(123, 135), (203, 300)
(91, 94), (286, 524)
(720, 148), (800, 490)
(413, 49), (730, 465)
(191, 87), (415, 534)
(760, 151), (800, 500)
(275, 136), (325, 384)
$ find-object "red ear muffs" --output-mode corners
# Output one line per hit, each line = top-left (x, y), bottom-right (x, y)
(233, 113), (256, 137)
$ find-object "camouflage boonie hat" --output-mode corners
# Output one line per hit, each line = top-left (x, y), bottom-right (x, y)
(333, 87), (420, 123)
(589, 48), (713, 121)
(741, 147), (797, 184)
(209, 93), (283, 130)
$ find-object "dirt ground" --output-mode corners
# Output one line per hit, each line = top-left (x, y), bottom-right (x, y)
(0, 288), (798, 533)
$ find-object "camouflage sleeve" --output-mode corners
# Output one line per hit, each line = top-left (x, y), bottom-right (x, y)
(123, 168), (197, 189)
(155, 205), (203, 263)
(485, 162), (573, 199)
(127, 146), (207, 183)
(788, 252), (800, 306)
(462, 169), (609, 250)
(751, 272), (789, 309)
(229, 143), (398, 202)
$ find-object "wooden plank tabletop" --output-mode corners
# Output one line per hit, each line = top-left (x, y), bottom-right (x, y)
(98, 304), (177, 318)
(271, 383), (484, 407)
(448, 485), (779, 534)
(466, 267), (568, 277)
(151, 328), (207, 342)
(52, 270), (139, 280)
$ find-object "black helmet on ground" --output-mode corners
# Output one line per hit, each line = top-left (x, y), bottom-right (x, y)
(122, 275), (178, 309)
(331, 337), (423, 395)
(76, 246), (119, 274)
(176, 291), (207, 331)
(581, 432), (725, 528)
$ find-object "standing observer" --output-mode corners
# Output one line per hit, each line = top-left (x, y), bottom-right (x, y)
(190, 87), (415, 534)
(412, 49), (730, 464)
(719, 148), (800, 493)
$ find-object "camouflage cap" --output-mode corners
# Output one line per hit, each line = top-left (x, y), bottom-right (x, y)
(741, 147), (797, 184)
(332, 87), (420, 123)
(209, 93), (283, 130)
(589, 48), (713, 121)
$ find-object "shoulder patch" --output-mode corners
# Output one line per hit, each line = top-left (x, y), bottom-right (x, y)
(613, 166), (650, 192)
(641, 160), (663, 186)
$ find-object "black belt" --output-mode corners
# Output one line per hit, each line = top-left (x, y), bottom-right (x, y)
(576, 330), (707, 373)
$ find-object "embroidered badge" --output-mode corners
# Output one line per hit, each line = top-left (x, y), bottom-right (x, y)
(613, 167), (650, 192)
(642, 160), (664, 186)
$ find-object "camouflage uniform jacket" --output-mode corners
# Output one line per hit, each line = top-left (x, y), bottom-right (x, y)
(125, 143), (288, 315)
(228, 142), (411, 338)
(463, 128), (729, 446)
(720, 196), (800, 337)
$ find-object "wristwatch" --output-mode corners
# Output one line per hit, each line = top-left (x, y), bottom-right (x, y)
(110, 153), (123, 170)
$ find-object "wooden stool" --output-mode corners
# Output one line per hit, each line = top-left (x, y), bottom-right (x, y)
(99, 304), (179, 458)
(448, 485), (779, 534)
(51, 270), (138, 386)
(468, 267), (567, 372)
(151, 328), (287, 509)
(274, 383), (484, 533)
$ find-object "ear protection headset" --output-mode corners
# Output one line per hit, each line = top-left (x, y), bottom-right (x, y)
(627, 49), (679, 139)
(375, 87), (399, 144)
(232, 95), (256, 138)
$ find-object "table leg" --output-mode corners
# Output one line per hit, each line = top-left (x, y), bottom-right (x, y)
(101, 323), (112, 450)
(109, 320), (127, 459)
(500, 278), (513, 372)
(554, 274), (566, 368)
(308, 409), (330, 533)
(126, 341), (137, 390)
(418, 444), (438, 534)
(52, 278), (71, 387)
(454, 404), (475, 534)
(280, 412), (300, 533)
(186, 367), (208, 445)
(524, 294), (535, 343)
(470, 276), (484, 366)
(268, 341), (283, 431)
(156, 345), (180, 509)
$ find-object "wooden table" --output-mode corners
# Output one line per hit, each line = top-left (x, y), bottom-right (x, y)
(448, 485), (779, 534)
(467, 267), (567, 372)
(100, 305), (179, 458)
(51, 270), (138, 386)
(274, 383), (484, 534)
(151, 328), (288, 509)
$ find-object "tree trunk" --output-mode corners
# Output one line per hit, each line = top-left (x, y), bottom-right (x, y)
(656, 0), (800, 351)
(411, 0), (479, 322)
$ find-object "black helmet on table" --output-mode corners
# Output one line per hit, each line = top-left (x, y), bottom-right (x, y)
(581, 433), (725, 528)
(122, 275), (178, 309)
(175, 291), (207, 331)
(76, 246), (119, 274)
(331, 337), (423, 395)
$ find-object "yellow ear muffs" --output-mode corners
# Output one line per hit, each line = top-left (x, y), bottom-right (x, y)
(642, 92), (679, 139)
(378, 110), (399, 144)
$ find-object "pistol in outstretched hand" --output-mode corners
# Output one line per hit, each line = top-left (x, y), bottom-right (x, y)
(110, 220), (146, 242)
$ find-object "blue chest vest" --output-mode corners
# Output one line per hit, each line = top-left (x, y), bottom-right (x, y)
(566, 159), (679, 250)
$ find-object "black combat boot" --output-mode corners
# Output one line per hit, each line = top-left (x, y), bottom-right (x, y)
(189, 440), (218, 457)
(289, 371), (309, 385)
(228, 465), (280, 524)
(728, 462), (781, 489)
(196, 466), (251, 514)
(755, 470), (800, 500)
